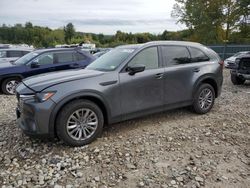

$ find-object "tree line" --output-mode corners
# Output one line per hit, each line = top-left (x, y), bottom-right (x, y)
(0, 0), (249, 48)
(172, 0), (250, 44)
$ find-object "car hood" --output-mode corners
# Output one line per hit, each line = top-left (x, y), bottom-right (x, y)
(0, 62), (15, 68)
(22, 69), (104, 92)
(225, 57), (237, 62)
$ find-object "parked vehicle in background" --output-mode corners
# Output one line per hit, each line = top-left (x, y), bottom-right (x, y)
(230, 54), (250, 85)
(0, 48), (95, 95)
(224, 51), (250, 68)
(0, 48), (33, 64)
(93, 49), (112, 58)
(16, 41), (223, 146)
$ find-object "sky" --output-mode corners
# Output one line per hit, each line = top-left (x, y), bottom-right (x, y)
(0, 0), (185, 34)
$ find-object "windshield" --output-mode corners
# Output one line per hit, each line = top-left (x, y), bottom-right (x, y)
(86, 48), (134, 71)
(233, 52), (244, 57)
(14, 52), (38, 65)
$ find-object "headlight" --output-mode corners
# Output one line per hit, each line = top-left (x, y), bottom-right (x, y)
(36, 92), (56, 102)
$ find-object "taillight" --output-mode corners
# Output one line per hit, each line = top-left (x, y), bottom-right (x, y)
(219, 60), (224, 67)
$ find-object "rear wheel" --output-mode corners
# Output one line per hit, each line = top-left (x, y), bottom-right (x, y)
(231, 74), (245, 85)
(1, 77), (20, 95)
(56, 100), (104, 146)
(192, 83), (215, 114)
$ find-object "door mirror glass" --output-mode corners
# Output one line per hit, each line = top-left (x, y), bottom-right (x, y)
(126, 64), (145, 75)
(30, 60), (39, 68)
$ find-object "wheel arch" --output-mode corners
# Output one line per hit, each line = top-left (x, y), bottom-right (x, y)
(0, 74), (24, 92)
(0, 74), (23, 84)
(193, 75), (219, 98)
(49, 92), (111, 137)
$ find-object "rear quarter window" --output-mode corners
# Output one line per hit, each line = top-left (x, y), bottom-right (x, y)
(54, 51), (74, 64)
(189, 47), (209, 62)
(74, 52), (86, 61)
(22, 51), (30, 55)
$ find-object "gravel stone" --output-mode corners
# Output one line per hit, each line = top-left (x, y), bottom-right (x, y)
(0, 70), (249, 187)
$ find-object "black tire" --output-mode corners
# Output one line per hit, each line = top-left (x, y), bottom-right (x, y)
(1, 77), (20, 95)
(231, 74), (245, 85)
(192, 83), (215, 114)
(56, 99), (104, 147)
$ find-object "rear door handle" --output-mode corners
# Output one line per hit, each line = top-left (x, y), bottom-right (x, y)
(155, 73), (164, 79)
(193, 68), (200, 72)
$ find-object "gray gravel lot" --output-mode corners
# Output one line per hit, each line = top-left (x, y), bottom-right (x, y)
(0, 69), (249, 188)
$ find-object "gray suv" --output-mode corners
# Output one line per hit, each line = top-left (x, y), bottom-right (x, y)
(16, 41), (223, 146)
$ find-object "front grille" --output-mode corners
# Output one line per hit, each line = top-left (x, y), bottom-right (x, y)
(239, 59), (250, 71)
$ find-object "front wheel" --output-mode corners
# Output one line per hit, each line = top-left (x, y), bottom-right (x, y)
(192, 83), (215, 114)
(1, 77), (20, 95)
(56, 100), (104, 146)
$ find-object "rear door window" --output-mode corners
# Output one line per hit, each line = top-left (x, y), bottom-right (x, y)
(189, 47), (209, 62)
(53, 51), (74, 64)
(7, 50), (23, 57)
(161, 46), (191, 66)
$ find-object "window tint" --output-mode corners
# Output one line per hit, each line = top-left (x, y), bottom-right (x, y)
(54, 51), (74, 64)
(74, 52), (86, 61)
(7, 50), (23, 57)
(189, 47), (209, 62)
(86, 48), (134, 71)
(36, 53), (53, 65)
(0, 51), (7, 58)
(161, 46), (191, 66)
(22, 51), (30, 55)
(128, 47), (158, 70)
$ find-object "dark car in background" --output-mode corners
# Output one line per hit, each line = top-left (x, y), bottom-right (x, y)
(16, 41), (223, 146)
(0, 48), (95, 94)
(93, 48), (112, 58)
(93, 49), (112, 58)
(0, 48), (33, 64)
(230, 54), (250, 85)
(224, 51), (250, 68)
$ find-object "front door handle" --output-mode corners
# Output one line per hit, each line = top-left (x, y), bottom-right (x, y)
(193, 68), (200, 72)
(155, 73), (164, 79)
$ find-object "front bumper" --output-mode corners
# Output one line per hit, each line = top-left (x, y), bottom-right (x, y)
(231, 70), (250, 80)
(16, 97), (56, 138)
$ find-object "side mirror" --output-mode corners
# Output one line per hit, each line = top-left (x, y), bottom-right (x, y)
(126, 64), (145, 75)
(30, 61), (39, 68)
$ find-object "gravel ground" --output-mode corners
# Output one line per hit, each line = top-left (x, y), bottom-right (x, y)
(0, 69), (249, 188)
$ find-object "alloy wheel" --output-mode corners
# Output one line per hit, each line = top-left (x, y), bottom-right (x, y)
(198, 88), (213, 110)
(66, 108), (98, 141)
(6, 80), (19, 94)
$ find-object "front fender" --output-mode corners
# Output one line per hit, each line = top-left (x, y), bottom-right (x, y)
(48, 90), (111, 137)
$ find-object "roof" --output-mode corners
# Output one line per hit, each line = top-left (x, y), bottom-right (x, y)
(116, 41), (203, 50)
(33, 47), (78, 53)
(0, 48), (33, 51)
